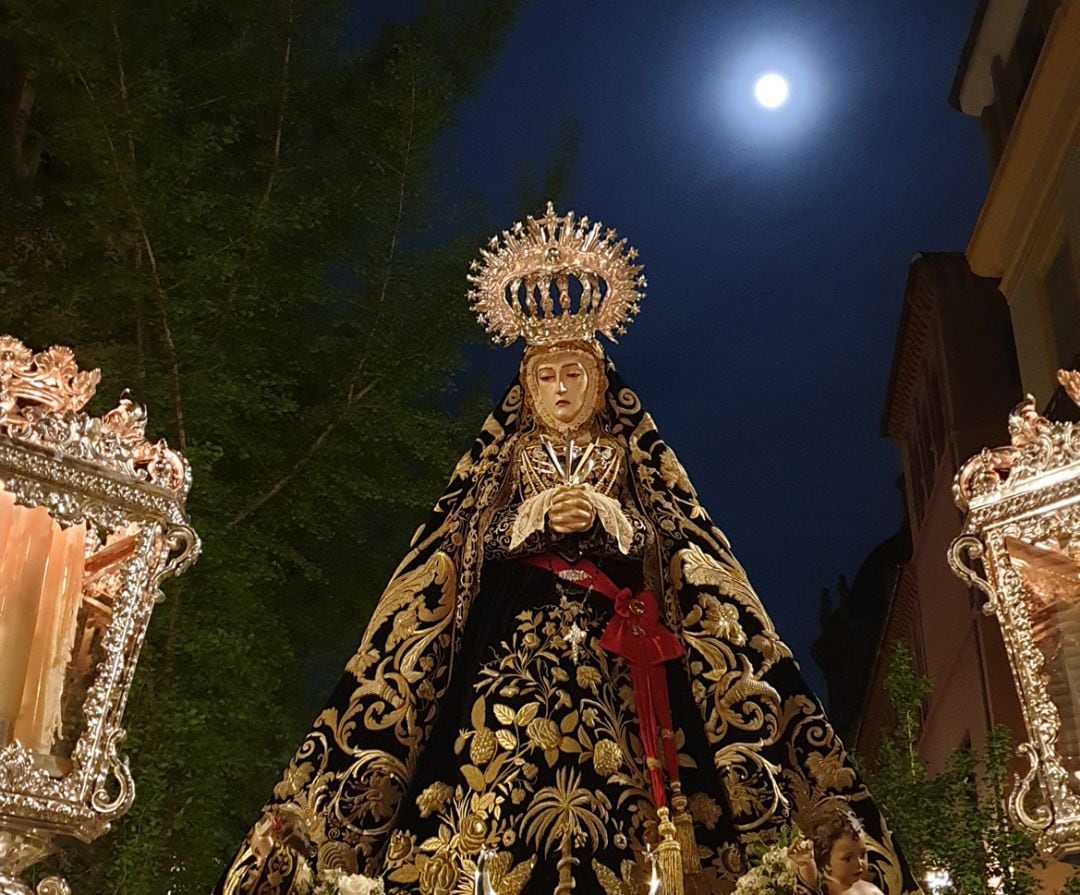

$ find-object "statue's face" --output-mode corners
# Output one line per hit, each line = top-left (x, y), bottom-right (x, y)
(535, 352), (590, 424)
(524, 345), (603, 432)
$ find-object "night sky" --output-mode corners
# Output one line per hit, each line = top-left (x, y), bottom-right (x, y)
(371, 0), (989, 693)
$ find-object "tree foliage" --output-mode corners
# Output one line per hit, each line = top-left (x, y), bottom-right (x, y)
(860, 644), (1074, 895)
(0, 1), (545, 891)
(856, 645), (944, 881)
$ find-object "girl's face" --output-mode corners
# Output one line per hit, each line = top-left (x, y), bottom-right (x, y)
(825, 832), (869, 893)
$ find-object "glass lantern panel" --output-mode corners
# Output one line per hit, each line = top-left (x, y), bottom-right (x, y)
(0, 487), (141, 777)
(1008, 537), (1080, 787)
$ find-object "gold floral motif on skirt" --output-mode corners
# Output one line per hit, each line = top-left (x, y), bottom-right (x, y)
(381, 598), (728, 895)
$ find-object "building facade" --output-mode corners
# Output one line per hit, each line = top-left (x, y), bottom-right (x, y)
(826, 3), (1080, 888)
(954, 0), (1080, 400)
(858, 253), (1024, 769)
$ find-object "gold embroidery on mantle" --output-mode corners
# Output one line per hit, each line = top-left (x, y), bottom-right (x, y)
(219, 551), (458, 893)
(381, 599), (723, 894)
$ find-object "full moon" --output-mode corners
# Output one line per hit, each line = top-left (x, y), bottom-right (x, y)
(754, 72), (789, 109)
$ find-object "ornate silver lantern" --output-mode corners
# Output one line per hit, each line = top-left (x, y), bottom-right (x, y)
(0, 337), (199, 894)
(950, 369), (1080, 859)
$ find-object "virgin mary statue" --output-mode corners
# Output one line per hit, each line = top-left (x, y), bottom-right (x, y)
(217, 206), (919, 895)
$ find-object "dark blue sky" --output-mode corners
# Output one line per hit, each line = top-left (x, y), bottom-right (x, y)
(374, 1), (988, 692)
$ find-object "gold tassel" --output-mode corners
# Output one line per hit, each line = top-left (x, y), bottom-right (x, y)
(670, 784), (701, 875)
(656, 807), (685, 895)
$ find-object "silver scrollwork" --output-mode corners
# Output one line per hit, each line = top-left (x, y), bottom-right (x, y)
(947, 535), (998, 615)
(153, 523), (201, 593)
(1011, 743), (1053, 832)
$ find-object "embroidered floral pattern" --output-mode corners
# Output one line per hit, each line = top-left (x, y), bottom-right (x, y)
(380, 597), (722, 892)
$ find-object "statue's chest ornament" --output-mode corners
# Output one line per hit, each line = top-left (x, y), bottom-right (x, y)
(521, 437), (620, 498)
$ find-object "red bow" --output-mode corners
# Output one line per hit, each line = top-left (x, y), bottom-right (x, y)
(601, 584), (684, 666)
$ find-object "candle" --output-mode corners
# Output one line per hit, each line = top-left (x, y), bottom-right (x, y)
(0, 488), (15, 552)
(0, 501), (56, 745)
(14, 520), (87, 754)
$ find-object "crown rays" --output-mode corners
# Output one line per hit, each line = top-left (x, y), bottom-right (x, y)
(467, 202), (647, 347)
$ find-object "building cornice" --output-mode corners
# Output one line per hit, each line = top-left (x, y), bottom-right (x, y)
(950, 0), (1020, 115)
(882, 254), (968, 440)
(967, 1), (1080, 286)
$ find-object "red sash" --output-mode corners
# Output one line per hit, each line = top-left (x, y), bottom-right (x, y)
(521, 554), (684, 809)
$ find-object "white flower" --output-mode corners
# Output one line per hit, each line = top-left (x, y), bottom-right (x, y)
(311, 868), (384, 895)
(733, 843), (796, 895)
(337, 873), (385, 895)
(318, 868), (345, 890)
(292, 861), (314, 893)
(733, 867), (769, 895)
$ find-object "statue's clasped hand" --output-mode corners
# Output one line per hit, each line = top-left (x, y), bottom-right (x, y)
(547, 484), (597, 534)
(510, 483), (631, 553)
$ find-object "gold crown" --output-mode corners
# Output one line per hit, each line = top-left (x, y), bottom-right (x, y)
(467, 203), (646, 346)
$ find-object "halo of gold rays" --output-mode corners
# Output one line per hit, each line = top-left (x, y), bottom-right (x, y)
(467, 202), (646, 347)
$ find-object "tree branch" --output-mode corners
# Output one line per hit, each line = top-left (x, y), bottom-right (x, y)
(49, 19), (187, 450)
(228, 378), (376, 527)
(227, 50), (418, 526)
(108, 9), (188, 451)
(259, 2), (293, 209)
(218, 0), (294, 325)
(374, 55), (416, 315)
(111, 10), (136, 167)
(10, 66), (40, 180)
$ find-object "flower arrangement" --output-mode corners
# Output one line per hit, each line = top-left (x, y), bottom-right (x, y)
(734, 827), (802, 895)
(296, 866), (385, 895)
(248, 805), (384, 895)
